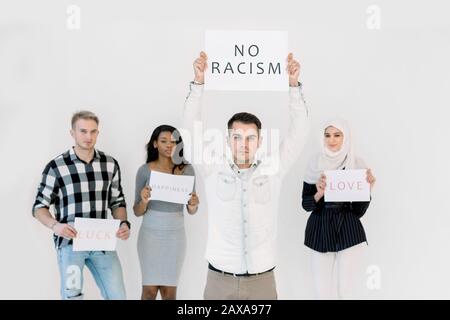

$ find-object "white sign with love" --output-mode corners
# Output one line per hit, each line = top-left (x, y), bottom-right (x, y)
(324, 169), (370, 202)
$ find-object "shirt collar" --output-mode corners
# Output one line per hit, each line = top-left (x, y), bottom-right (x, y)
(225, 145), (260, 172)
(229, 159), (260, 171)
(69, 147), (100, 163)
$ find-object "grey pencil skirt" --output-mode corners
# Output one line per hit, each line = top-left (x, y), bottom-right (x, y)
(137, 210), (186, 286)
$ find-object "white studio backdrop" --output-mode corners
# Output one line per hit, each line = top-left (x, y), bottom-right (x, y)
(1, 0), (449, 299)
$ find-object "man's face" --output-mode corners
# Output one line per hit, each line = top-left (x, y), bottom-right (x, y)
(70, 119), (99, 151)
(228, 121), (261, 165)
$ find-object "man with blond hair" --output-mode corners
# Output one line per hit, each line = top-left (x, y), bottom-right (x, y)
(32, 110), (131, 300)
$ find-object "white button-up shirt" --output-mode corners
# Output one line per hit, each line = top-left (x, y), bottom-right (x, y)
(183, 83), (309, 274)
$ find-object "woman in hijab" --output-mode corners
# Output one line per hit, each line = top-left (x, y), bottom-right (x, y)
(302, 118), (376, 299)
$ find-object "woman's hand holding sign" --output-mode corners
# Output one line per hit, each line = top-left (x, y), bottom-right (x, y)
(141, 185), (152, 204)
(366, 169), (376, 191)
(187, 192), (199, 214)
(133, 186), (152, 217)
(314, 173), (327, 203)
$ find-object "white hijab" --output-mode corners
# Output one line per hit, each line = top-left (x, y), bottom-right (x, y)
(304, 118), (366, 184)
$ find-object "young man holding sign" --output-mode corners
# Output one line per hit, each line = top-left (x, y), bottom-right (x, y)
(32, 111), (130, 300)
(183, 49), (309, 299)
(302, 119), (376, 299)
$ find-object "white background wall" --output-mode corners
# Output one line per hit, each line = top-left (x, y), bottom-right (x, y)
(1, 0), (449, 299)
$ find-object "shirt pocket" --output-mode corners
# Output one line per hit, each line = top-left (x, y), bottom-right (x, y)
(216, 171), (237, 201)
(252, 175), (271, 204)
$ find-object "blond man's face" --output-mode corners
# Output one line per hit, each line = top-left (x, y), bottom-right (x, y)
(70, 119), (99, 151)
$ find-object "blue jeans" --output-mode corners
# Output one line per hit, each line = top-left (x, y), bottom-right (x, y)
(56, 245), (126, 300)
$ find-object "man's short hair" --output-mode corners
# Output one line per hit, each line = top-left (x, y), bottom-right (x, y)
(227, 112), (262, 133)
(71, 110), (99, 129)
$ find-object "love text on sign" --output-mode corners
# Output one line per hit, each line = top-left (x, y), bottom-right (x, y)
(324, 169), (370, 202)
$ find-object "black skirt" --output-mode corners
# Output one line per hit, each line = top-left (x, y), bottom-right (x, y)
(302, 182), (370, 253)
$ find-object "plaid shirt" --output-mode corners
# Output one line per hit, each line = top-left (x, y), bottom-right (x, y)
(32, 147), (127, 248)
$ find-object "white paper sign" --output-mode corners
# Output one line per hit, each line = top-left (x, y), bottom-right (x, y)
(73, 218), (120, 251)
(205, 30), (289, 91)
(324, 169), (370, 202)
(149, 171), (195, 205)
